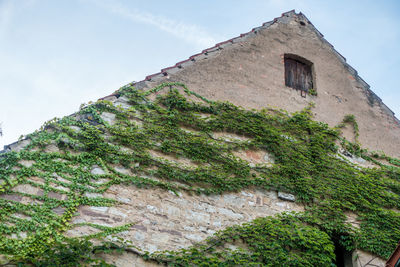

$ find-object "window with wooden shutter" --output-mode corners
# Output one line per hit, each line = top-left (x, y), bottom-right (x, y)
(284, 55), (313, 93)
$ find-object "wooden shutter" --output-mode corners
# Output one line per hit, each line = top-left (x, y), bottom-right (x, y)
(284, 57), (313, 92)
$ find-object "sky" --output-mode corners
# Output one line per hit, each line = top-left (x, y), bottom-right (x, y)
(0, 0), (399, 149)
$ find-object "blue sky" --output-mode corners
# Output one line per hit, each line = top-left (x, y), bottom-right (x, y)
(0, 0), (399, 148)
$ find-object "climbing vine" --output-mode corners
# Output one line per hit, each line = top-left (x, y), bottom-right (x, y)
(149, 214), (335, 266)
(0, 82), (399, 266)
(337, 114), (360, 144)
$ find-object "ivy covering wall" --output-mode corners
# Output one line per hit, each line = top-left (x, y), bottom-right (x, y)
(0, 82), (399, 266)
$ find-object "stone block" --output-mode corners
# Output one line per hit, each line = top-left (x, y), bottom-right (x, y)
(91, 166), (106, 175)
(151, 233), (170, 244)
(19, 160), (35, 167)
(52, 174), (72, 184)
(217, 207), (244, 220)
(187, 210), (210, 224)
(159, 229), (182, 237)
(28, 176), (45, 185)
(69, 125), (81, 132)
(48, 191), (67, 200)
(207, 229), (216, 235)
(52, 207), (65, 215)
(50, 183), (70, 192)
(114, 166), (131, 175)
(81, 208), (109, 218)
(13, 213), (31, 220)
(134, 231), (146, 242)
(276, 202), (289, 208)
(9, 139), (30, 152)
(90, 206), (109, 213)
(85, 192), (103, 198)
(66, 225), (101, 238)
(12, 184), (40, 195)
(114, 97), (132, 110)
(146, 205), (158, 213)
(92, 178), (110, 185)
(108, 207), (128, 218)
(116, 196), (131, 204)
(195, 202), (216, 213)
(100, 112), (116, 125)
(241, 191), (253, 197)
(264, 152), (275, 164)
(354, 250), (385, 267)
(131, 224), (147, 231)
(165, 205), (181, 216)
(184, 233), (204, 242)
(223, 194), (246, 207)
(183, 226), (195, 231)
(11, 232), (27, 239)
(255, 196), (262, 205)
(277, 191), (296, 202)
(0, 194), (22, 202)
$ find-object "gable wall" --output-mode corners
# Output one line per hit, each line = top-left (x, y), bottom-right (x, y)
(144, 12), (400, 157)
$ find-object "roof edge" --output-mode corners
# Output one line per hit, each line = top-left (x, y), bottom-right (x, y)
(99, 10), (397, 123)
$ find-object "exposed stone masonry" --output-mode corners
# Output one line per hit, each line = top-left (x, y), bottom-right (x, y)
(68, 185), (303, 253)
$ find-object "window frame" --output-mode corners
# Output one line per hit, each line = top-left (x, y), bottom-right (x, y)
(284, 54), (315, 94)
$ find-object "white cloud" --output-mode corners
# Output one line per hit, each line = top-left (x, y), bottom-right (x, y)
(88, 0), (216, 48)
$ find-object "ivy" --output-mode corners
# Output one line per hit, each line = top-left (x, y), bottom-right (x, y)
(337, 114), (359, 143)
(149, 214), (335, 267)
(0, 82), (399, 265)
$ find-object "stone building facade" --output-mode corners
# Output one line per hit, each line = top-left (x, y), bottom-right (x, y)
(2, 10), (399, 267)
(89, 10), (400, 266)
(121, 10), (399, 158)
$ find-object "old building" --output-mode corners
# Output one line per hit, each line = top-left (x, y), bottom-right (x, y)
(0, 10), (399, 267)
(134, 10), (400, 158)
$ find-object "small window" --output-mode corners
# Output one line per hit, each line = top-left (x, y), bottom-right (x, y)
(284, 54), (313, 92)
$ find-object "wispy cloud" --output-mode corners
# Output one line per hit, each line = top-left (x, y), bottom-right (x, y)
(88, 0), (216, 48)
(0, 0), (35, 38)
(0, 0), (14, 36)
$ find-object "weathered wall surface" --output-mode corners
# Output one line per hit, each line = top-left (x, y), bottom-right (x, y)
(353, 250), (386, 267)
(69, 186), (302, 266)
(140, 11), (400, 157)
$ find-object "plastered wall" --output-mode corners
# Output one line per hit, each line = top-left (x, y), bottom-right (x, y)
(140, 11), (400, 157)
